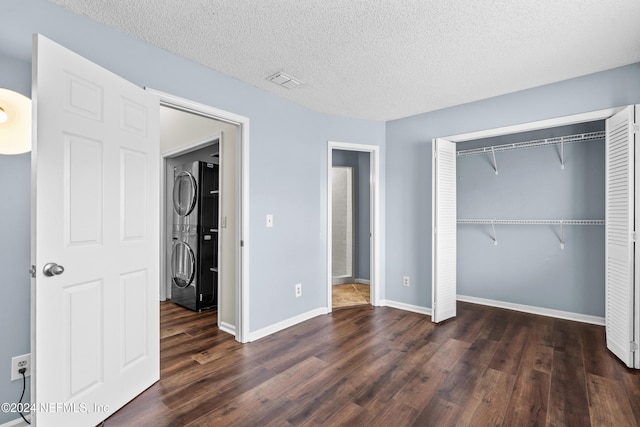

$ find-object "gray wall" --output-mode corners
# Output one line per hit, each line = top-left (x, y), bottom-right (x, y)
(386, 62), (640, 314)
(332, 149), (371, 281)
(457, 122), (605, 315)
(0, 1), (385, 422)
(0, 55), (31, 423)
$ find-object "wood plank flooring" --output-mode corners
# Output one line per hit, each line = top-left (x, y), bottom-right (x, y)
(104, 301), (640, 426)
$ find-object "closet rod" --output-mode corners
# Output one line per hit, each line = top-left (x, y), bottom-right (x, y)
(457, 219), (604, 225)
(456, 131), (605, 157)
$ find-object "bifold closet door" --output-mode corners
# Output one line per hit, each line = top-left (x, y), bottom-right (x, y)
(432, 138), (457, 323)
(605, 105), (638, 368)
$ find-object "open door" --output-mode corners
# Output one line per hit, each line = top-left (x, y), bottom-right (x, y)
(32, 34), (160, 425)
(605, 105), (637, 368)
(431, 138), (457, 323)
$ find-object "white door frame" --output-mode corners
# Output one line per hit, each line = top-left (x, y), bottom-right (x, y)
(148, 88), (250, 343)
(327, 141), (380, 310)
(433, 106), (622, 321)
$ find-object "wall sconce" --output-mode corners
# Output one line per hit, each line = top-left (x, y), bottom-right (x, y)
(0, 88), (32, 155)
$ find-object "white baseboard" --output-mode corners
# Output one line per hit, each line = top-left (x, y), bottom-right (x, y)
(457, 294), (605, 326)
(249, 307), (328, 342)
(219, 321), (236, 336)
(0, 415), (30, 427)
(380, 300), (432, 316)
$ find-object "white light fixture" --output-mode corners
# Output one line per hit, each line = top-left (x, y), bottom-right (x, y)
(267, 71), (302, 89)
(0, 88), (32, 155)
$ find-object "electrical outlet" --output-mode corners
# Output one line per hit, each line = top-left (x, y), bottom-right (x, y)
(295, 283), (302, 298)
(266, 214), (274, 228)
(403, 276), (410, 287)
(11, 353), (31, 381)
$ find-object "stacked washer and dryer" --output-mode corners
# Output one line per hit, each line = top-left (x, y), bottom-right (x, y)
(171, 161), (219, 311)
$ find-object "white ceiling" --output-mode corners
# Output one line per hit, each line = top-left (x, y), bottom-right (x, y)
(48, 0), (640, 121)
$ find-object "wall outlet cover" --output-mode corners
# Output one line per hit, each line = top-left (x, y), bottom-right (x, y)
(11, 353), (31, 381)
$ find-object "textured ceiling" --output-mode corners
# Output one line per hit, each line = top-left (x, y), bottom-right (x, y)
(48, 0), (640, 121)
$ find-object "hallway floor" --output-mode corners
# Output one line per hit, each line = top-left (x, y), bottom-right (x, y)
(332, 283), (370, 308)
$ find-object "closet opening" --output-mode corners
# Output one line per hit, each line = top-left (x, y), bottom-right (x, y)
(432, 108), (619, 323)
(455, 120), (606, 318)
(432, 106), (640, 369)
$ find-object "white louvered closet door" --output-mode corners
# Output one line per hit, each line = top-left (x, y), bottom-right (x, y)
(432, 138), (457, 323)
(605, 105), (637, 368)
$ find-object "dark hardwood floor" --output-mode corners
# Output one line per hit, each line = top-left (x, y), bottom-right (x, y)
(105, 301), (640, 426)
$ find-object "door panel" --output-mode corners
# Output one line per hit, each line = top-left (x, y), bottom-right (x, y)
(65, 135), (103, 245)
(121, 149), (148, 240)
(121, 270), (149, 367)
(33, 34), (159, 425)
(432, 138), (457, 323)
(64, 280), (103, 399)
(605, 105), (636, 368)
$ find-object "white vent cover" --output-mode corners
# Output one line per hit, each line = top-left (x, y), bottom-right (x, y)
(267, 72), (302, 89)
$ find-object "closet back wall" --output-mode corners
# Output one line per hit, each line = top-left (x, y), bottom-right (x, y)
(456, 122), (605, 317)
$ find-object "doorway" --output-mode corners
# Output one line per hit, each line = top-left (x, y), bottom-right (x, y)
(151, 89), (250, 343)
(327, 141), (380, 311)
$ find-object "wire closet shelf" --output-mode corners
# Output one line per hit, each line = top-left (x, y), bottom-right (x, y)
(457, 219), (604, 225)
(455, 130), (606, 248)
(457, 219), (605, 249)
(455, 131), (605, 157)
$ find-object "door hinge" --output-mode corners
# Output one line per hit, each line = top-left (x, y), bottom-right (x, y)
(632, 123), (639, 134)
(633, 231), (638, 242)
(632, 341), (638, 352)
(29, 265), (36, 278)
(433, 227), (437, 235)
(240, 240), (244, 247)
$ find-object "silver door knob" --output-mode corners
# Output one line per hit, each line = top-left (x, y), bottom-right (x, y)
(43, 263), (65, 277)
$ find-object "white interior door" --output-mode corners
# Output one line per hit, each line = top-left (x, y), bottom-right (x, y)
(32, 34), (160, 425)
(605, 105), (637, 368)
(431, 138), (457, 323)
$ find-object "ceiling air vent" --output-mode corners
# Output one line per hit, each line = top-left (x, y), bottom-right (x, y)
(267, 72), (302, 89)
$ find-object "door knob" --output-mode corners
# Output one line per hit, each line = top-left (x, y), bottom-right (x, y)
(43, 262), (65, 277)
